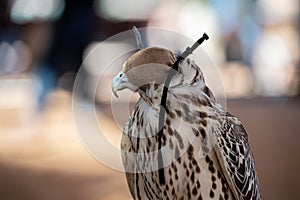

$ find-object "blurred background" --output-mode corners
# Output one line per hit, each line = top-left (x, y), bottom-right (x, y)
(0, 0), (299, 199)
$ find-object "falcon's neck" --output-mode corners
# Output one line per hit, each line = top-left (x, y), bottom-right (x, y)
(137, 58), (216, 108)
(138, 83), (163, 106)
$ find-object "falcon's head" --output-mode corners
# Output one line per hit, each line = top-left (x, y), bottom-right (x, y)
(111, 46), (216, 105)
(112, 27), (215, 103)
(112, 47), (176, 97)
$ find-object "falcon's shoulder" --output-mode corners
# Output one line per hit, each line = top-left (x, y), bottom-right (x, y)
(214, 113), (261, 200)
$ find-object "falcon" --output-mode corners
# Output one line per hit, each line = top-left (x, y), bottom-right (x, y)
(111, 29), (261, 200)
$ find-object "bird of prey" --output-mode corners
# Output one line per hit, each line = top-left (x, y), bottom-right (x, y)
(112, 29), (261, 200)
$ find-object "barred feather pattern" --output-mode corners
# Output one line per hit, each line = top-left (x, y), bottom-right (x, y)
(121, 59), (261, 200)
(214, 114), (262, 200)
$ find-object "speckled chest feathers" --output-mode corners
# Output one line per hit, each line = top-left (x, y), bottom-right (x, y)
(118, 56), (261, 200)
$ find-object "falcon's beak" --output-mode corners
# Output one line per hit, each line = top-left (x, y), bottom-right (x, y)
(112, 71), (128, 98)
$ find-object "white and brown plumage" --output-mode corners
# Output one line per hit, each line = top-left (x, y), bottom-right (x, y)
(112, 47), (261, 200)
